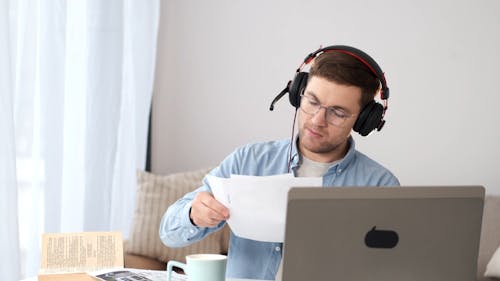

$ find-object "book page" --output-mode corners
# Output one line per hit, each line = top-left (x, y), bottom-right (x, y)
(39, 231), (124, 274)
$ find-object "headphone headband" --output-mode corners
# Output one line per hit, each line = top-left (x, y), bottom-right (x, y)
(303, 45), (389, 100)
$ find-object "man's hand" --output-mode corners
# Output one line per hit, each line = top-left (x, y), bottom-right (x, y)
(190, 191), (230, 228)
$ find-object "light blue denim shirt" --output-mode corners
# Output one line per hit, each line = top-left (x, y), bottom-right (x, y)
(159, 136), (399, 280)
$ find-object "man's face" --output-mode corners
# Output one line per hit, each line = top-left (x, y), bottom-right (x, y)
(298, 76), (362, 162)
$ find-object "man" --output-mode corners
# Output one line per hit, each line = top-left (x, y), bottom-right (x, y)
(159, 45), (399, 280)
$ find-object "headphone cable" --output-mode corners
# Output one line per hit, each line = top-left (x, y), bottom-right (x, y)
(288, 108), (298, 173)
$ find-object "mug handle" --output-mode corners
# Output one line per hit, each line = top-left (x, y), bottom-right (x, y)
(167, 260), (187, 281)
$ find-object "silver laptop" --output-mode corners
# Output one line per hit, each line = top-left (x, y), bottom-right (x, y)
(282, 186), (485, 281)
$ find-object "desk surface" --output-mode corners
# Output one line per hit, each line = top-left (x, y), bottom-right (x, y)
(21, 276), (261, 281)
(22, 268), (263, 281)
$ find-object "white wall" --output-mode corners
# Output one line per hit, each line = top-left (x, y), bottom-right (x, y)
(152, 0), (500, 194)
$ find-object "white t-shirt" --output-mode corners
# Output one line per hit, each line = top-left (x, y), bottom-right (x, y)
(276, 155), (339, 280)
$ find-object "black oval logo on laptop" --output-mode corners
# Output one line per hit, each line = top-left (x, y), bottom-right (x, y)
(364, 226), (399, 249)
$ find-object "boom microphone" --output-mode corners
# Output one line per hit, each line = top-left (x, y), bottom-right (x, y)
(269, 81), (291, 111)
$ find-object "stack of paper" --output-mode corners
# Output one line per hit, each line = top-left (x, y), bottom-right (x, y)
(208, 174), (321, 242)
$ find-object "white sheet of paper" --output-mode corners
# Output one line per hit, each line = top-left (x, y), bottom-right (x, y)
(207, 174), (321, 242)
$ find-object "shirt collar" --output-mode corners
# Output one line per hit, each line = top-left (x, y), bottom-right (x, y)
(289, 135), (301, 170)
(338, 136), (356, 171)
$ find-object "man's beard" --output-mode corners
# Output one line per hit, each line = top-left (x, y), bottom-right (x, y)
(298, 128), (343, 154)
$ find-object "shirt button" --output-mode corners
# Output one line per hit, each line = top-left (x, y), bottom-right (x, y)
(275, 246), (281, 252)
(337, 168), (342, 173)
(190, 229), (195, 234)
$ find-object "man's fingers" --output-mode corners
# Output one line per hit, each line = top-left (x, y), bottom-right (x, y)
(197, 214), (222, 228)
(190, 192), (230, 227)
(199, 192), (230, 219)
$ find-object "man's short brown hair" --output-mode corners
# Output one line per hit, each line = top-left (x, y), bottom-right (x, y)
(308, 51), (380, 109)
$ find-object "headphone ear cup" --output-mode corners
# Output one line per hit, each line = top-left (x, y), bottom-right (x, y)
(288, 72), (309, 108)
(353, 101), (384, 136)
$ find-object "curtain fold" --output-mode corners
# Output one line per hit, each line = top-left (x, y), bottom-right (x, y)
(1, 1), (21, 280)
(1, 0), (160, 278)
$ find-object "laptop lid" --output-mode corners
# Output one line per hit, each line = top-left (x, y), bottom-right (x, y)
(282, 186), (485, 281)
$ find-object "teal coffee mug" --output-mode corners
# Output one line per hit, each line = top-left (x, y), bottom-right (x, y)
(167, 254), (227, 281)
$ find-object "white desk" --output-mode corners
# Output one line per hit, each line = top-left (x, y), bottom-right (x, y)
(21, 276), (261, 281)
(21, 268), (263, 281)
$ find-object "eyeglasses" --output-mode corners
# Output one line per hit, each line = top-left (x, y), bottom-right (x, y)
(299, 94), (356, 127)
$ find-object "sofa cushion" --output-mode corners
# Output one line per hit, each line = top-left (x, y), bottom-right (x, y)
(478, 195), (500, 280)
(485, 245), (500, 279)
(126, 168), (229, 264)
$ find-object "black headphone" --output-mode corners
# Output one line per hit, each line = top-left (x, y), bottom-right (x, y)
(269, 45), (390, 137)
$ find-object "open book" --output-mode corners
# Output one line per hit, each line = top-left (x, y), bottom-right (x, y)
(37, 231), (186, 281)
(38, 231), (124, 281)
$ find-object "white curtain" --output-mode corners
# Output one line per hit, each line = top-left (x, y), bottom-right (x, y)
(0, 0), (159, 279)
(0, 0), (21, 280)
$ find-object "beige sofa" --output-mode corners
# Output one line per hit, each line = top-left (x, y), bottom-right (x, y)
(125, 169), (500, 280)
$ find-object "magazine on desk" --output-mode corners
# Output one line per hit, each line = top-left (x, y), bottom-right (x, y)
(90, 268), (187, 281)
